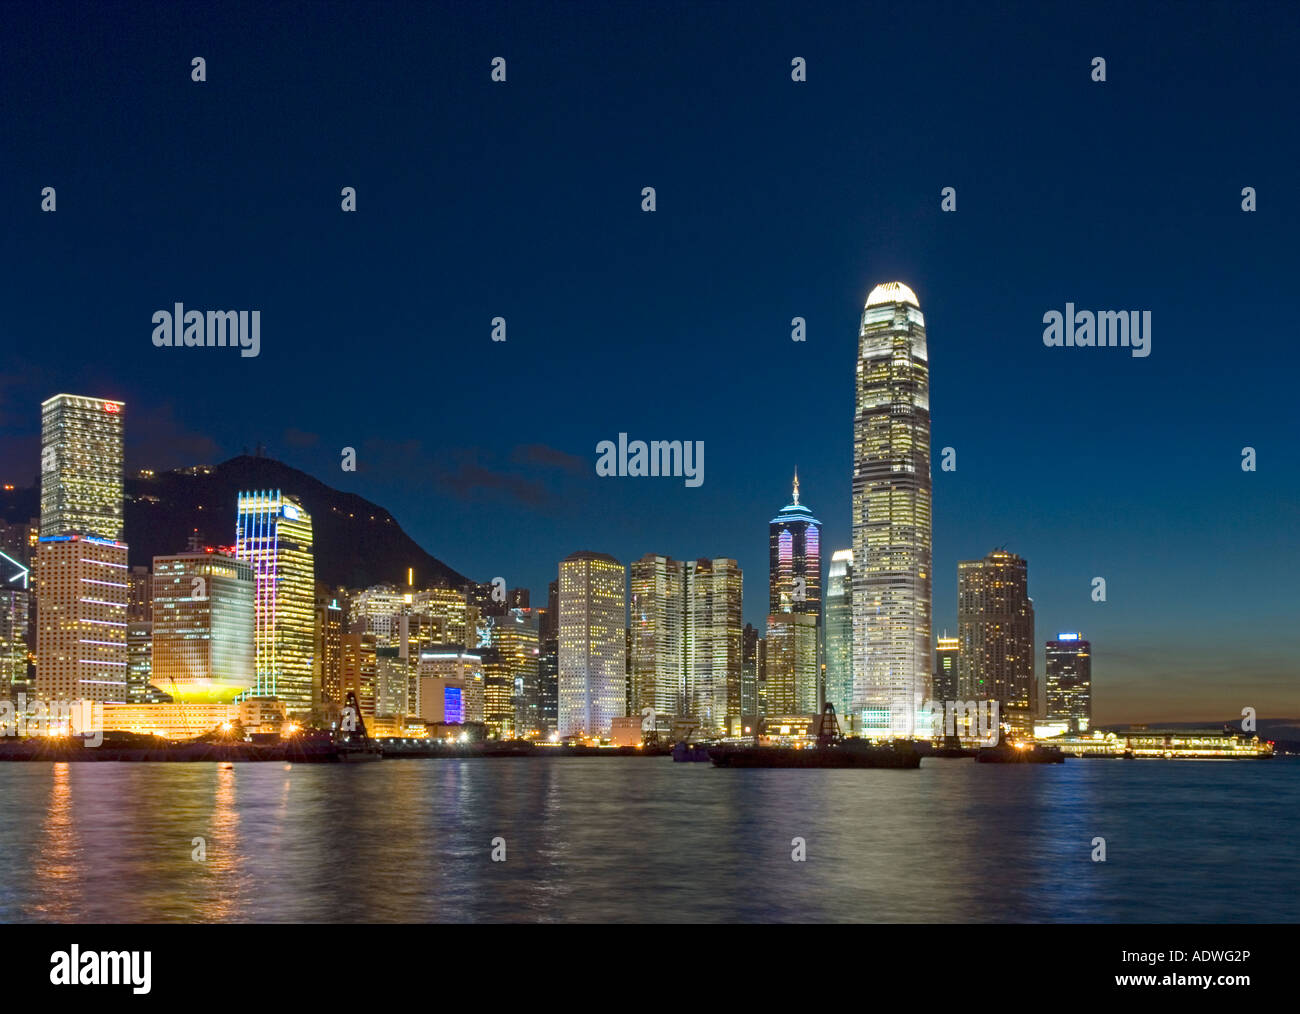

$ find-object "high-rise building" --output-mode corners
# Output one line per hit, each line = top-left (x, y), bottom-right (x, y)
(767, 477), (821, 721)
(234, 491), (315, 716)
(151, 552), (256, 703)
(484, 606), (541, 737)
(39, 394), (125, 541)
(934, 635), (959, 702)
(557, 551), (626, 738)
(824, 548), (853, 717)
(126, 620), (154, 703)
(34, 535), (129, 703)
(418, 647), (485, 725)
(340, 631), (378, 718)
(686, 558), (743, 733)
(315, 591), (345, 707)
(851, 282), (933, 736)
(127, 566), (152, 621)
(629, 553), (686, 720)
(0, 549), (31, 699)
(957, 549), (1035, 735)
(741, 623), (762, 718)
(769, 474), (821, 618)
(1046, 632), (1092, 732)
(629, 554), (742, 733)
(537, 580), (559, 735)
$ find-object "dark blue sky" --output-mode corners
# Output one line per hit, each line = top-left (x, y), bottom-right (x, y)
(3, 0), (1298, 721)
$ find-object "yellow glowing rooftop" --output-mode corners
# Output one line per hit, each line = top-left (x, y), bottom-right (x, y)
(865, 281), (919, 308)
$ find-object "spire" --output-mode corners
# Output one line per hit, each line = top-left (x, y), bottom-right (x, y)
(792, 468), (800, 505)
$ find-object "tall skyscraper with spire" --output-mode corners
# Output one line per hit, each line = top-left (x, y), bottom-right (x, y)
(851, 282), (933, 736)
(767, 474), (822, 716)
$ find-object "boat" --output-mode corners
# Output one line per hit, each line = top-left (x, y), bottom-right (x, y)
(708, 704), (922, 769)
(975, 735), (1064, 764)
(672, 726), (712, 762)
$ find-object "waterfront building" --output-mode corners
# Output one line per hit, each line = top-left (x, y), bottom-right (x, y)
(151, 552), (255, 703)
(824, 549), (853, 717)
(0, 549), (30, 699)
(934, 635), (959, 702)
(957, 549), (1035, 735)
(39, 394), (124, 541)
(557, 551), (626, 738)
(851, 282), (933, 736)
(34, 535), (129, 703)
(234, 491), (315, 715)
(1045, 632), (1092, 732)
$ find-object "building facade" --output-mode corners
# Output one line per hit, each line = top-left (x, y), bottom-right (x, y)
(851, 282), (932, 736)
(234, 491), (316, 715)
(1046, 632), (1091, 732)
(557, 551), (626, 738)
(957, 550), (1036, 735)
(823, 548), (853, 717)
(39, 394), (125, 541)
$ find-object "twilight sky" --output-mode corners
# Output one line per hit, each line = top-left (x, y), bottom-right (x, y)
(2, 0), (1298, 722)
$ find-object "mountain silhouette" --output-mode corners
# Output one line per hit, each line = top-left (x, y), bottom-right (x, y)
(2, 455), (471, 590)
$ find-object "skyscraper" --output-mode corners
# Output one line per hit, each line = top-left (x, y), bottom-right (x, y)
(767, 477), (822, 719)
(1046, 632), (1092, 732)
(957, 549), (1035, 735)
(630, 553), (686, 720)
(934, 635), (959, 702)
(824, 548), (853, 717)
(151, 552), (256, 703)
(851, 282), (932, 736)
(769, 473), (821, 618)
(235, 491), (315, 716)
(538, 579), (559, 735)
(557, 551), (626, 738)
(0, 549), (30, 699)
(39, 394), (125, 541)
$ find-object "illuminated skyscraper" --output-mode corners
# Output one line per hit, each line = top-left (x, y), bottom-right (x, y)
(487, 606), (541, 737)
(558, 551), (626, 738)
(630, 553), (686, 720)
(34, 535), (129, 703)
(934, 635), (959, 702)
(151, 552), (255, 703)
(851, 282), (932, 736)
(538, 580), (559, 735)
(1046, 632), (1091, 732)
(769, 473), (821, 618)
(0, 549), (30, 698)
(235, 491), (315, 715)
(958, 550), (1035, 734)
(824, 549), (853, 716)
(39, 394), (125, 541)
(764, 613), (819, 715)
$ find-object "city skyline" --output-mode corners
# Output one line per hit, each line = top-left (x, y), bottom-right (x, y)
(3, 2), (1296, 728)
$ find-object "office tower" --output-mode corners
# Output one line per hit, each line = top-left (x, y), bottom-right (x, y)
(418, 648), (486, 725)
(479, 646), (513, 737)
(557, 551), (626, 738)
(686, 558), (743, 733)
(629, 553), (686, 720)
(409, 587), (469, 645)
(741, 623), (762, 718)
(764, 613), (819, 716)
(126, 621), (153, 703)
(767, 477), (821, 720)
(151, 552), (256, 703)
(1046, 632), (1092, 732)
(537, 580), (559, 735)
(769, 473), (821, 617)
(490, 606), (541, 737)
(934, 635), (959, 702)
(34, 535), (129, 703)
(851, 282), (933, 736)
(234, 491), (316, 716)
(957, 549), (1035, 735)
(824, 549), (854, 716)
(350, 584), (408, 643)
(629, 554), (742, 733)
(340, 632), (378, 718)
(374, 645), (407, 717)
(315, 592), (344, 706)
(127, 566), (152, 621)
(0, 549), (30, 698)
(39, 394), (125, 540)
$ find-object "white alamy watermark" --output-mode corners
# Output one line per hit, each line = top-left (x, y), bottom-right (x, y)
(50, 946), (151, 994)
(152, 304), (261, 358)
(595, 434), (703, 487)
(1042, 303), (1151, 358)
(0, 695), (103, 747)
(920, 699), (1000, 746)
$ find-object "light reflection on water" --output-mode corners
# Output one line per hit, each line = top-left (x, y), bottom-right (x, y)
(0, 758), (1294, 923)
